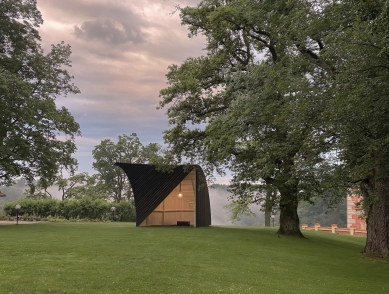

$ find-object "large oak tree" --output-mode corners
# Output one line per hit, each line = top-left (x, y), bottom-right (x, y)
(160, 0), (389, 255)
(159, 0), (343, 237)
(0, 0), (80, 187)
(321, 0), (389, 257)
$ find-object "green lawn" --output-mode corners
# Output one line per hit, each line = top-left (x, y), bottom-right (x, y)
(0, 222), (388, 294)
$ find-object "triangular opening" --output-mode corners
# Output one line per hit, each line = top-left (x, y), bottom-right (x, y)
(140, 170), (196, 226)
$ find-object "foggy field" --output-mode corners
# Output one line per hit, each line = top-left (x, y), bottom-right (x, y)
(0, 222), (388, 293)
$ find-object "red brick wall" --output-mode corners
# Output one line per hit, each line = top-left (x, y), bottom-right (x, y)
(347, 194), (366, 230)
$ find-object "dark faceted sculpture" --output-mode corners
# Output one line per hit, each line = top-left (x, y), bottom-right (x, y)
(115, 163), (211, 227)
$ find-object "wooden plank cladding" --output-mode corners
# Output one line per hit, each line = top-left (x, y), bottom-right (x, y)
(114, 163), (211, 227)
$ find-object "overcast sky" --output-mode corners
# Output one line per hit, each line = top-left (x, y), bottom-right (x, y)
(35, 0), (230, 180)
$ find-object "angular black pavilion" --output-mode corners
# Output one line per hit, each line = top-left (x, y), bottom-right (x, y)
(115, 163), (211, 227)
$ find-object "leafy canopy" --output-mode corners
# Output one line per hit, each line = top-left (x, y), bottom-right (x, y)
(92, 133), (161, 202)
(0, 0), (80, 187)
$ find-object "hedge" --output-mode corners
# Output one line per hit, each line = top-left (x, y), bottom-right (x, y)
(3, 198), (136, 222)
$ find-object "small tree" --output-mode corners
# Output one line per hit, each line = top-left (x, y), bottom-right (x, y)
(25, 170), (109, 201)
(92, 133), (161, 202)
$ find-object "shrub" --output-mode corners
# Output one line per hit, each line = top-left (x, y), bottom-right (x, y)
(2, 198), (135, 222)
(114, 201), (136, 222)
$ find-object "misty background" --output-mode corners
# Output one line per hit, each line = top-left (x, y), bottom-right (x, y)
(2, 180), (345, 227)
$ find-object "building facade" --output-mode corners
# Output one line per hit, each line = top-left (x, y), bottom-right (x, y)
(346, 194), (366, 230)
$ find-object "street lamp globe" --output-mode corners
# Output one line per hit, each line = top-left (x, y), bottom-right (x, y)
(110, 206), (116, 222)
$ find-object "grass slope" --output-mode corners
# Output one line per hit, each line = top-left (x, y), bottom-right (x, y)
(0, 223), (388, 294)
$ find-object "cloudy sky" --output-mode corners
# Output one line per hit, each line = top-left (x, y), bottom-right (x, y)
(36, 0), (226, 179)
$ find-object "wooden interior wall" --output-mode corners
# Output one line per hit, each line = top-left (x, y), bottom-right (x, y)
(140, 170), (195, 226)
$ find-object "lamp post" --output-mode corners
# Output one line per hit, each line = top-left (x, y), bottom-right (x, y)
(15, 204), (21, 225)
(111, 206), (116, 221)
(271, 214), (275, 227)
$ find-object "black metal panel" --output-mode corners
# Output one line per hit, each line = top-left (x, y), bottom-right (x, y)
(115, 163), (211, 227)
(115, 163), (188, 226)
(195, 166), (212, 227)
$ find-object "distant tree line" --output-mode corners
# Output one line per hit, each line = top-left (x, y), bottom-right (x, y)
(22, 133), (161, 203)
(0, 133), (161, 222)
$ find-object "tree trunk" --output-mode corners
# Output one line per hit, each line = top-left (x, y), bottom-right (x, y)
(277, 185), (304, 237)
(264, 189), (272, 227)
(361, 174), (389, 258)
(265, 210), (271, 227)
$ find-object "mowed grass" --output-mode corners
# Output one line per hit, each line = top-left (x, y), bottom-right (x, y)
(1, 223), (388, 294)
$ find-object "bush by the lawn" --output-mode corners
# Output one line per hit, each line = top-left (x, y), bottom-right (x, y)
(2, 198), (135, 221)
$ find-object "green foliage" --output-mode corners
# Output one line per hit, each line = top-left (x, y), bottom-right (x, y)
(57, 199), (81, 220)
(77, 197), (108, 220)
(159, 0), (348, 236)
(224, 201), (255, 223)
(113, 200), (136, 222)
(2, 198), (136, 221)
(298, 198), (347, 228)
(235, 209), (280, 227)
(159, 0), (389, 250)
(92, 133), (161, 202)
(3, 198), (58, 218)
(317, 0), (389, 255)
(25, 171), (110, 201)
(0, 0), (80, 187)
